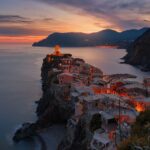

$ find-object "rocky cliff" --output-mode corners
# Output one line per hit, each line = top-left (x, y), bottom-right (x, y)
(58, 113), (102, 150)
(124, 29), (150, 71)
(13, 55), (74, 142)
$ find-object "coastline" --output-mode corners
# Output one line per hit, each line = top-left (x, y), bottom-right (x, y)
(36, 134), (47, 150)
(1, 43), (150, 150)
(24, 125), (66, 150)
(36, 125), (66, 150)
(12, 46), (150, 150)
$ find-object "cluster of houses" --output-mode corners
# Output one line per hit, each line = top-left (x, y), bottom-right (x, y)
(46, 46), (150, 150)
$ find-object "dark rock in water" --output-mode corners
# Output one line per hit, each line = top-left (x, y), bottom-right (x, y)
(13, 123), (37, 142)
(124, 29), (150, 71)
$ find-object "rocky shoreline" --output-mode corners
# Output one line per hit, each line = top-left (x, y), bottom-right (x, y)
(14, 69), (71, 132)
(13, 48), (103, 148)
(13, 50), (74, 148)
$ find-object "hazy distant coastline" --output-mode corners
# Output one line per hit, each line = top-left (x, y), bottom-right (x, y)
(33, 28), (148, 48)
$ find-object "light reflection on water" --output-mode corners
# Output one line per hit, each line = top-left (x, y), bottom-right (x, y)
(0, 44), (149, 150)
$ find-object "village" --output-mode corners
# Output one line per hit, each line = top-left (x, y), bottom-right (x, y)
(43, 45), (150, 150)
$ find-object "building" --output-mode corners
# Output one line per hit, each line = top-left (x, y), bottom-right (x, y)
(79, 94), (105, 111)
(58, 72), (74, 85)
(144, 78), (150, 96)
(90, 129), (115, 150)
(59, 56), (73, 72)
(75, 102), (84, 117)
(144, 77), (150, 87)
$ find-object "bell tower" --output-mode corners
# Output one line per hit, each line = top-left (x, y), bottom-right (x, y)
(54, 45), (61, 56)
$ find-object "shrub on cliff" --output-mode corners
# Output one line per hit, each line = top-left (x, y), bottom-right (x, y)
(118, 110), (150, 150)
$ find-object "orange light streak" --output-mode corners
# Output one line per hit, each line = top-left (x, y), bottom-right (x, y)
(0, 36), (46, 43)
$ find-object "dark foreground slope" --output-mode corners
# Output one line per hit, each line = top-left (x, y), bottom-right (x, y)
(33, 28), (148, 48)
(118, 110), (150, 150)
(124, 29), (150, 71)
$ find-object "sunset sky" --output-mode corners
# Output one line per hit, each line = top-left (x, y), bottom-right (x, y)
(0, 0), (150, 43)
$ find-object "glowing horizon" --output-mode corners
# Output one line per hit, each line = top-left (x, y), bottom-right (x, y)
(0, 35), (46, 43)
(0, 0), (150, 43)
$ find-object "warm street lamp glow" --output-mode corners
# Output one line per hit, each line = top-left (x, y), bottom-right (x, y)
(135, 103), (145, 112)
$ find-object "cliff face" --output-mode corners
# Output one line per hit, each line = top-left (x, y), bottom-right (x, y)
(13, 55), (74, 142)
(58, 113), (102, 150)
(124, 29), (150, 71)
(36, 57), (75, 125)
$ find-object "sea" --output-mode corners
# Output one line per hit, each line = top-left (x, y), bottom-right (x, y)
(0, 43), (150, 150)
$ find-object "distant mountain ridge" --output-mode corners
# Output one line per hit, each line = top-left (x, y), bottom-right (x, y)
(33, 28), (149, 48)
(124, 29), (150, 71)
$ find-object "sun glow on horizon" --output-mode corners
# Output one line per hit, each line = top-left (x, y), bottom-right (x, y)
(0, 0), (150, 43)
(0, 4), (121, 43)
(0, 36), (46, 43)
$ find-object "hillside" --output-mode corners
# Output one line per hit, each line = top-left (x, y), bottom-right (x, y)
(33, 28), (148, 48)
(124, 29), (150, 71)
(118, 110), (150, 150)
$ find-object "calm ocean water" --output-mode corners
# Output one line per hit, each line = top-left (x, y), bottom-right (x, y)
(0, 44), (149, 150)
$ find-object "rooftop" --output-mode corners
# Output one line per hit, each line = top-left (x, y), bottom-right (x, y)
(58, 72), (74, 77)
(124, 83), (145, 89)
(93, 129), (111, 144)
(79, 94), (106, 102)
(74, 86), (93, 95)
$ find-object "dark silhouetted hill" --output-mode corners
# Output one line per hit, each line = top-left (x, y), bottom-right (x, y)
(33, 28), (149, 48)
(124, 29), (150, 71)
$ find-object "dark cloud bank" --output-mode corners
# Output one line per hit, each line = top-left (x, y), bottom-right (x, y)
(0, 15), (53, 36)
(35, 0), (150, 29)
(0, 15), (32, 23)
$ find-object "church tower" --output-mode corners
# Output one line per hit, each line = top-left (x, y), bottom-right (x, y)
(54, 45), (61, 56)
